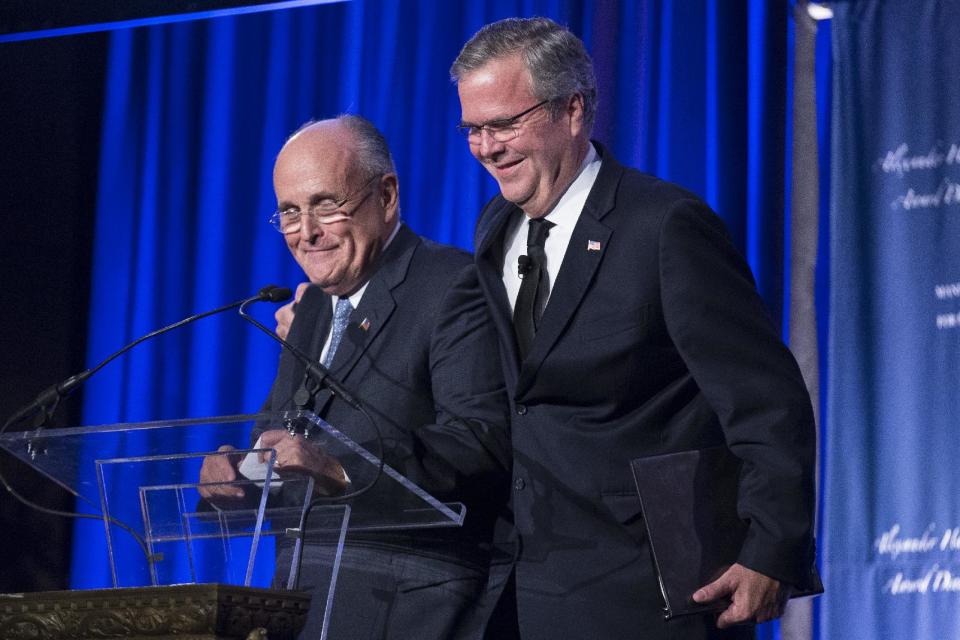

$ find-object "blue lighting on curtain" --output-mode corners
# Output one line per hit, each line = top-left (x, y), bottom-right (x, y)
(71, 4), (803, 636)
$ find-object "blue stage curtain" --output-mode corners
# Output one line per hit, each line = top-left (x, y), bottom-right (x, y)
(71, 2), (799, 633)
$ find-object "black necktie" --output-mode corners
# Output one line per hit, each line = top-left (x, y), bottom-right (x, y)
(513, 218), (554, 359)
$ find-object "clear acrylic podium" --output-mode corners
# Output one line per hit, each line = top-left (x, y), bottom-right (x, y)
(0, 411), (466, 640)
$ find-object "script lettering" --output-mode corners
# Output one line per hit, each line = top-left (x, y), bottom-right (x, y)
(933, 568), (960, 592)
(886, 566), (935, 594)
(875, 523), (938, 558)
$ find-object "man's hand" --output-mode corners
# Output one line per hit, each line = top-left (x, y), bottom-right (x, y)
(275, 282), (309, 340)
(258, 429), (349, 496)
(692, 563), (791, 628)
(198, 445), (245, 501)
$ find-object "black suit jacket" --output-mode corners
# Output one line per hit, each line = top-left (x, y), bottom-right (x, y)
(474, 145), (816, 639)
(262, 224), (512, 557)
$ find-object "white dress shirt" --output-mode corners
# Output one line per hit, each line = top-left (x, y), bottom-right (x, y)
(502, 143), (601, 313)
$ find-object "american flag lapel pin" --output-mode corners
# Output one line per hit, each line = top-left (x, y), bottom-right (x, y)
(359, 318), (371, 331)
(587, 240), (601, 251)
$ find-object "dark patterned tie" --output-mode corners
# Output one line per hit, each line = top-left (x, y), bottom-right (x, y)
(513, 218), (554, 359)
(322, 297), (354, 368)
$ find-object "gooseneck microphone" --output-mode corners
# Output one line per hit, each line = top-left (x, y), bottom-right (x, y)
(0, 284), (293, 566)
(5, 285), (291, 431)
(238, 292), (362, 410)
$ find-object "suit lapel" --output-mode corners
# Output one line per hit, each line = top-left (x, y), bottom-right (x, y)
(476, 199), (523, 379)
(327, 224), (418, 380)
(515, 144), (625, 398)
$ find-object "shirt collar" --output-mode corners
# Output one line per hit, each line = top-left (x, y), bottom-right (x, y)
(542, 142), (601, 230)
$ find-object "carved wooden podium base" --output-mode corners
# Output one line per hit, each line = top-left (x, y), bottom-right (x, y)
(0, 584), (311, 640)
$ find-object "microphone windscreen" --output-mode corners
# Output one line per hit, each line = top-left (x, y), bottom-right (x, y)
(268, 287), (293, 303)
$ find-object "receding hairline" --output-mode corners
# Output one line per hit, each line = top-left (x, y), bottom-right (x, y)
(279, 119), (352, 155)
(275, 118), (376, 180)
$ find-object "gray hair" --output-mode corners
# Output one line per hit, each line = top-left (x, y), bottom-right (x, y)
(335, 114), (397, 178)
(450, 17), (597, 132)
(288, 114), (396, 178)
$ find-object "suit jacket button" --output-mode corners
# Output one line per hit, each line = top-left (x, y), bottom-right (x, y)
(515, 404), (527, 415)
(514, 478), (526, 491)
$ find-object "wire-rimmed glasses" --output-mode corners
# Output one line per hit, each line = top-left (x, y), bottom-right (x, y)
(268, 173), (382, 234)
(456, 99), (550, 144)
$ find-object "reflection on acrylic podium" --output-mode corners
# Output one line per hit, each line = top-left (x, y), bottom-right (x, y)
(0, 411), (466, 640)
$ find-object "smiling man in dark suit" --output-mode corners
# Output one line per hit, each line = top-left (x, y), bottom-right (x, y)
(450, 17), (817, 639)
(201, 115), (511, 639)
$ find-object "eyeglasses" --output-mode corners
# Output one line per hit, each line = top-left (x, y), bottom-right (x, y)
(456, 99), (550, 143)
(269, 174), (381, 234)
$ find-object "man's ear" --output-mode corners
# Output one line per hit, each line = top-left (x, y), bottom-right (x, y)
(567, 93), (586, 137)
(380, 173), (400, 221)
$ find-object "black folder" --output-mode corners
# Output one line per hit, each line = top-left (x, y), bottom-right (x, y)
(629, 446), (823, 620)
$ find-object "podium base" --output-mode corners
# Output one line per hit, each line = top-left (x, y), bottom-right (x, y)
(0, 584), (310, 640)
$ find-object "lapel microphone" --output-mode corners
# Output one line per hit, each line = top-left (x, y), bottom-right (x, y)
(518, 254), (533, 278)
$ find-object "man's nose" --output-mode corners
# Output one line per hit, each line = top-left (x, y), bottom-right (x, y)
(299, 212), (322, 241)
(477, 129), (506, 158)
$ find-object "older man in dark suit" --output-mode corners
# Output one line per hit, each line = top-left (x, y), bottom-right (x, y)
(201, 115), (511, 639)
(450, 17), (817, 639)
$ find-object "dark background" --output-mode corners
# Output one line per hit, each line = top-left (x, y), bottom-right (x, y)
(0, 33), (106, 592)
(0, 1), (278, 35)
